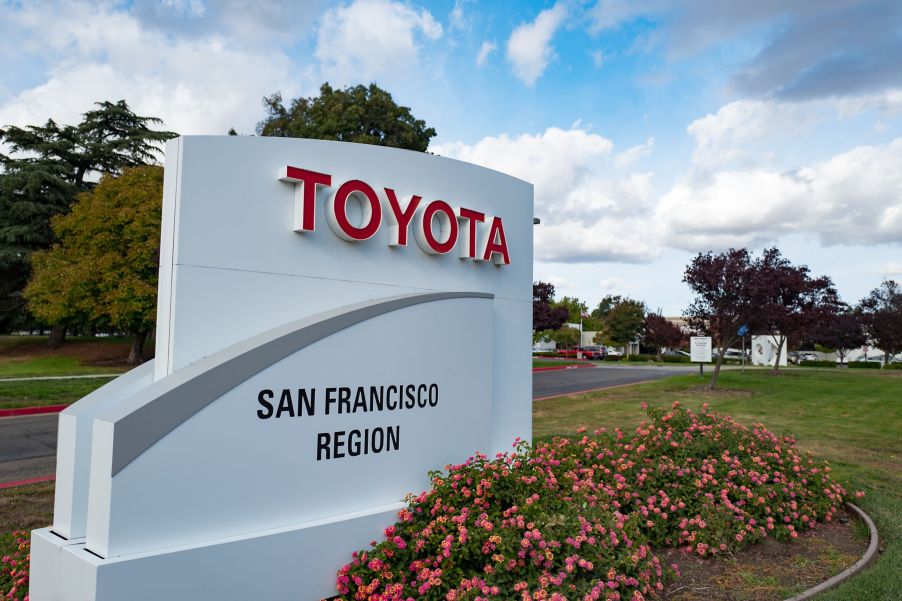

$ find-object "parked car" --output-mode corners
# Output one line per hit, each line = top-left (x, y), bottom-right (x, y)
(582, 345), (607, 360)
(721, 348), (750, 360)
(559, 346), (605, 360)
(605, 347), (623, 357)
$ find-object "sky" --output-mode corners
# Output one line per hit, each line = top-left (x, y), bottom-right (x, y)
(2, 0), (901, 315)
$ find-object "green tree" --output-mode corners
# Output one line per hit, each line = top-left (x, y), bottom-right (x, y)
(0, 100), (176, 341)
(257, 83), (436, 151)
(546, 326), (579, 349)
(555, 296), (588, 324)
(599, 299), (646, 347)
(24, 166), (164, 364)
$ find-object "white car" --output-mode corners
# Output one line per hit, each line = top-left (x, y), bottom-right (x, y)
(605, 347), (623, 357)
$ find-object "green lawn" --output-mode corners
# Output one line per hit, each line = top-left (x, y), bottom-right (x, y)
(533, 368), (901, 601)
(532, 359), (586, 368)
(0, 377), (115, 409)
(0, 356), (126, 378)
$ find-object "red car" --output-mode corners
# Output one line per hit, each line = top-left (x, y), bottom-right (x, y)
(559, 346), (604, 360)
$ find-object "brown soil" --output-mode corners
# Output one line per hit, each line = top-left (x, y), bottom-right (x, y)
(660, 510), (868, 600)
(0, 482), (55, 533)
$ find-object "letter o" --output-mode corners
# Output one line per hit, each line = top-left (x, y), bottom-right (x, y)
(415, 200), (458, 254)
(327, 180), (382, 241)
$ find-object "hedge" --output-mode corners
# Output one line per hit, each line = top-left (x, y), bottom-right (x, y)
(661, 355), (691, 363)
(798, 360), (837, 368)
(848, 361), (881, 369)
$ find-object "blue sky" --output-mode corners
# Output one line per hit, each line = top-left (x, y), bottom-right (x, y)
(2, 0), (901, 314)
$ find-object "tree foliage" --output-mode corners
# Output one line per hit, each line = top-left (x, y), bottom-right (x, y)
(257, 83), (436, 152)
(642, 313), (684, 360)
(753, 248), (838, 373)
(555, 296), (589, 325)
(0, 100), (175, 335)
(24, 166), (164, 364)
(857, 280), (902, 363)
(683, 248), (762, 388)
(599, 298), (646, 346)
(812, 308), (866, 364)
(533, 281), (569, 333)
(546, 326), (579, 349)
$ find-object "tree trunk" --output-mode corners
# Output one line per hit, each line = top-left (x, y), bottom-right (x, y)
(656, 344), (662, 362)
(127, 331), (149, 366)
(47, 324), (67, 348)
(771, 335), (786, 375)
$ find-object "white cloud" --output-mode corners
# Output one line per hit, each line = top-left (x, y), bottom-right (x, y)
(0, 2), (295, 136)
(656, 138), (902, 250)
(615, 137), (654, 168)
(433, 126), (660, 263)
(687, 99), (819, 168)
(476, 41), (496, 67)
(506, 3), (567, 86)
(590, 50), (605, 68)
(315, 0), (442, 85)
(882, 261), (902, 276)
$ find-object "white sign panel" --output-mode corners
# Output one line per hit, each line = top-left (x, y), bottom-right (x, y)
(31, 137), (534, 601)
(690, 336), (713, 363)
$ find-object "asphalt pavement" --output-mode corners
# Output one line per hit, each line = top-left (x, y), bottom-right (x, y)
(532, 363), (695, 399)
(0, 363), (696, 484)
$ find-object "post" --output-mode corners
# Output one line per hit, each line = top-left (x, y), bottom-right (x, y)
(699, 362), (704, 377)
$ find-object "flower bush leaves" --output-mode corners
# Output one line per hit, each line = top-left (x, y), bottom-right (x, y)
(336, 403), (849, 600)
(0, 530), (30, 601)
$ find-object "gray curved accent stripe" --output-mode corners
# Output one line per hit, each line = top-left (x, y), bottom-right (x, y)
(101, 291), (493, 476)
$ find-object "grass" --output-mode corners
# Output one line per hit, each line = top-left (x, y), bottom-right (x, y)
(1, 368), (898, 598)
(0, 377), (115, 409)
(533, 368), (901, 600)
(0, 356), (125, 378)
(532, 359), (585, 368)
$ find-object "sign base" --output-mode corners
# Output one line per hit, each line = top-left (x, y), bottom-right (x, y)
(32, 503), (402, 601)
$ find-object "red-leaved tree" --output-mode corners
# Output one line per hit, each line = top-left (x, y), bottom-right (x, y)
(642, 313), (684, 361)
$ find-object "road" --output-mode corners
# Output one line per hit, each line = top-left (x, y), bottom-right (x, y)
(1, 364), (694, 483)
(533, 363), (695, 399)
(0, 413), (59, 483)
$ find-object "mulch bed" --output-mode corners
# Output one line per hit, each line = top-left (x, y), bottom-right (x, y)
(660, 509), (868, 600)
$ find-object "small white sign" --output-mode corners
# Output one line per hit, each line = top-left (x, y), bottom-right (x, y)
(690, 336), (712, 363)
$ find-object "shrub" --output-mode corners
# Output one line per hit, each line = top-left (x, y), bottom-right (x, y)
(848, 362), (881, 369)
(626, 354), (656, 362)
(660, 355), (690, 363)
(0, 530), (29, 601)
(603, 355), (623, 362)
(336, 403), (850, 600)
(886, 362), (902, 370)
(798, 361), (837, 368)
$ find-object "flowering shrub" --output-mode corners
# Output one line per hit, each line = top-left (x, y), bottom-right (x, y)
(0, 404), (855, 601)
(336, 403), (850, 600)
(0, 530), (29, 601)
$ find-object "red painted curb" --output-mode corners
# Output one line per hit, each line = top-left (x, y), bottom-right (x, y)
(0, 475), (56, 490)
(0, 404), (68, 418)
(533, 363), (596, 372)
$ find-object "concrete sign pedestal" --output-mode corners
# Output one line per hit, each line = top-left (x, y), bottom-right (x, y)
(31, 137), (534, 600)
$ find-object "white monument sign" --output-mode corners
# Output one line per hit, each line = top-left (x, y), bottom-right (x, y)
(30, 137), (534, 601)
(690, 336), (713, 363)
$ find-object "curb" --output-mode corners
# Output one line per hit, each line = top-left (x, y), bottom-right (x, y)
(0, 474), (56, 490)
(783, 502), (879, 601)
(0, 404), (68, 418)
(533, 363), (596, 372)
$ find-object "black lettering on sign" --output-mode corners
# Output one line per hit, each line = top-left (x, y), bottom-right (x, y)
(257, 389), (274, 419)
(314, 426), (400, 460)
